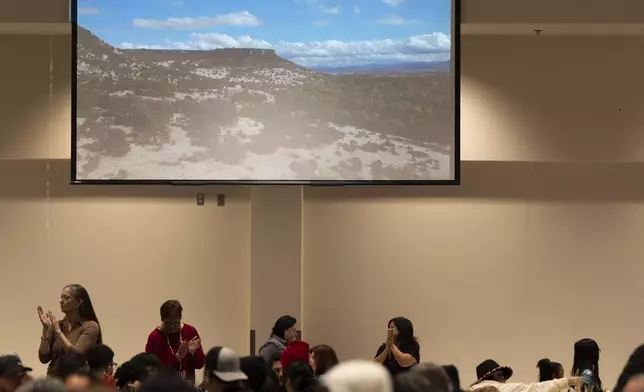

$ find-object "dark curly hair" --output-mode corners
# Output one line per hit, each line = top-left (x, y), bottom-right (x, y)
(537, 358), (563, 382)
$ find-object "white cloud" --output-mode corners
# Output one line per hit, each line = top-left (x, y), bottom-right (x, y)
(323, 6), (342, 14)
(376, 15), (420, 25)
(313, 20), (329, 27)
(78, 7), (99, 15)
(120, 32), (450, 67)
(132, 11), (260, 29)
(382, 0), (406, 6)
(186, 33), (273, 49)
(171, 1), (183, 5)
(354, 6), (361, 13)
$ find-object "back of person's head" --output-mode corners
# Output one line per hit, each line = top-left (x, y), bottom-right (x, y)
(394, 371), (432, 392)
(573, 339), (602, 390)
(284, 362), (316, 392)
(16, 378), (67, 392)
(204, 346), (249, 391)
(64, 373), (92, 391)
(86, 344), (115, 373)
(322, 360), (392, 392)
(53, 352), (88, 380)
(309, 346), (339, 377)
(441, 365), (460, 392)
(130, 353), (162, 374)
(272, 316), (297, 339)
(614, 344), (644, 392)
(139, 371), (197, 392)
(240, 356), (268, 392)
(114, 360), (150, 389)
(410, 364), (451, 392)
(537, 359), (563, 382)
(281, 341), (310, 372)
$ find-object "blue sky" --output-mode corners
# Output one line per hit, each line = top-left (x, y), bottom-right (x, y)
(77, 0), (452, 67)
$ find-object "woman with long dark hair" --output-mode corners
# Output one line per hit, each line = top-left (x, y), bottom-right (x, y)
(259, 316), (298, 363)
(571, 339), (603, 392)
(537, 359), (564, 382)
(37, 284), (102, 376)
(374, 317), (420, 376)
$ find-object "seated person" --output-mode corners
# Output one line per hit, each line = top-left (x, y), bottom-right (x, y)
(86, 344), (116, 387)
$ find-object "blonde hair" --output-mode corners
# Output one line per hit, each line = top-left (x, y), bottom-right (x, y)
(322, 360), (392, 392)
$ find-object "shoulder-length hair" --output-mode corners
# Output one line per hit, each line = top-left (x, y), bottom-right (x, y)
(66, 284), (102, 344)
(271, 315), (297, 339)
(310, 345), (339, 376)
(389, 317), (417, 344)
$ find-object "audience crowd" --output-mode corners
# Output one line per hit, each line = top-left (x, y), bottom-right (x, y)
(2, 285), (644, 392)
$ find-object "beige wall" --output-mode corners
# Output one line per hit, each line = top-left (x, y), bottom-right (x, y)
(0, 0), (68, 23)
(251, 186), (303, 349)
(303, 36), (644, 387)
(0, 36), (252, 377)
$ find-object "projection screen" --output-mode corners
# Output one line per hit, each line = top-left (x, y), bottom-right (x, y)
(73, 0), (459, 184)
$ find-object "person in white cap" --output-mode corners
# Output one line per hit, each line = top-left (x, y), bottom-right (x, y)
(202, 347), (249, 392)
(322, 360), (393, 392)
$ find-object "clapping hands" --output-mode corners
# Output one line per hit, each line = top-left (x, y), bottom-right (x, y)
(176, 340), (189, 360)
(37, 306), (51, 330)
(37, 307), (61, 334)
(187, 336), (201, 354)
(386, 328), (395, 347)
(48, 310), (62, 333)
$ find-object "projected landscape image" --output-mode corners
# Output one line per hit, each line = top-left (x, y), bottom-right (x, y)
(75, 0), (455, 181)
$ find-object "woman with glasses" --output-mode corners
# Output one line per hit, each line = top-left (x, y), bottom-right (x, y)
(37, 284), (102, 376)
(145, 300), (204, 385)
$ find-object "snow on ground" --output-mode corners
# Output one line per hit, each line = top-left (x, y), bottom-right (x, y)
(77, 118), (451, 181)
(173, 90), (226, 101)
(229, 76), (263, 84)
(155, 60), (175, 68)
(192, 68), (229, 79)
(110, 90), (134, 97)
(253, 68), (307, 86)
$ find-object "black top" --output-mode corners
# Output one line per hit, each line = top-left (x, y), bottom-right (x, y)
(375, 341), (420, 376)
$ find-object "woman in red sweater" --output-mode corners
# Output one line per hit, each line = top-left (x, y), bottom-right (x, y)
(145, 300), (204, 385)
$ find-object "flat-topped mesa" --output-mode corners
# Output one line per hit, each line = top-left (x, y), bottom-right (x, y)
(122, 47), (299, 68)
(76, 26), (304, 69)
(217, 48), (277, 56)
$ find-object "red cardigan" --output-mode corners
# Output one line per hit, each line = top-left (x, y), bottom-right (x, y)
(145, 323), (205, 383)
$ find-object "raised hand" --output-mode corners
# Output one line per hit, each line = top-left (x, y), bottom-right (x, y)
(187, 336), (201, 354)
(386, 328), (394, 347)
(47, 311), (61, 333)
(176, 339), (189, 360)
(37, 306), (51, 330)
